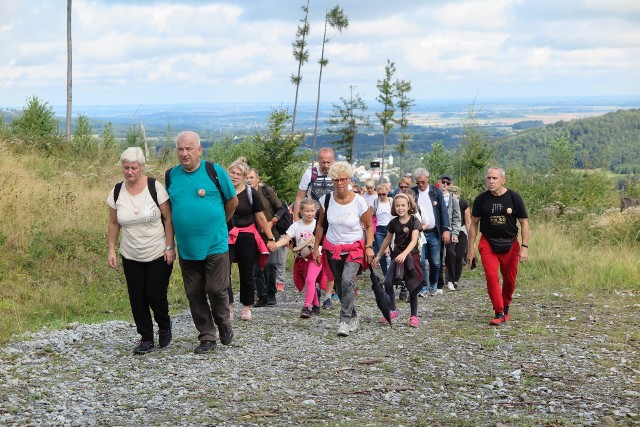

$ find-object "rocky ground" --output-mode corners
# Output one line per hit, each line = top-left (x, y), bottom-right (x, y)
(1, 276), (638, 426)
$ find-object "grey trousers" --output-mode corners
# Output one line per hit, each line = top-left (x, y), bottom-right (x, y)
(274, 245), (287, 284)
(179, 253), (231, 342)
(325, 252), (360, 323)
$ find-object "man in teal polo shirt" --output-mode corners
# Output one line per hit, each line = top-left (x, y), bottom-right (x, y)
(168, 131), (238, 353)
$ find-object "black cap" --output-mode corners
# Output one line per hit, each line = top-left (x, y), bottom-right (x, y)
(440, 174), (453, 182)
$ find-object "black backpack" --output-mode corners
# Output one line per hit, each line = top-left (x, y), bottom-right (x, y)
(165, 161), (235, 230)
(113, 177), (164, 227)
(260, 186), (292, 235)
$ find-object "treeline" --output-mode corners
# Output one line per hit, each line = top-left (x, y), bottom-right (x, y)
(494, 109), (640, 173)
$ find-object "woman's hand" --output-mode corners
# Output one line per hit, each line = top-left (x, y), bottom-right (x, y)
(371, 256), (380, 267)
(365, 247), (375, 264)
(164, 248), (176, 265)
(108, 250), (118, 269)
(395, 253), (407, 264)
(312, 248), (322, 265)
(267, 241), (277, 252)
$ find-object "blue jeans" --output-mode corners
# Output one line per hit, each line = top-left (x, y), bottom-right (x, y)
(374, 225), (389, 276)
(420, 231), (442, 292)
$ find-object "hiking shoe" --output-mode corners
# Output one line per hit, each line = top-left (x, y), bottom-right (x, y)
(322, 297), (333, 309)
(379, 309), (400, 324)
(435, 289), (444, 295)
(241, 307), (252, 321)
(447, 282), (456, 291)
(276, 282), (285, 292)
(194, 340), (216, 354)
(300, 307), (312, 318)
(311, 305), (320, 316)
(349, 316), (359, 332)
(158, 328), (172, 348)
(489, 313), (506, 326)
(337, 322), (350, 337)
(254, 297), (268, 308)
(504, 305), (510, 321)
(133, 340), (155, 355)
(418, 287), (428, 298)
(408, 315), (420, 328)
(266, 294), (277, 306)
(218, 323), (234, 346)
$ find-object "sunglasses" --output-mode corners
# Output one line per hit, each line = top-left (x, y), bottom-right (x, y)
(353, 190), (361, 194)
(399, 185), (408, 189)
(441, 180), (451, 185)
(416, 180), (427, 185)
(377, 193), (386, 196)
(332, 178), (349, 184)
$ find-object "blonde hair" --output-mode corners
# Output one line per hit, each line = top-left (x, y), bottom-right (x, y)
(120, 147), (145, 166)
(391, 193), (417, 216)
(229, 157), (250, 178)
(328, 161), (354, 179)
(398, 176), (412, 188)
(298, 197), (318, 218)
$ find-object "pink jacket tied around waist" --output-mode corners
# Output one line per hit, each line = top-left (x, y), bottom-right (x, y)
(321, 238), (368, 281)
(228, 224), (270, 269)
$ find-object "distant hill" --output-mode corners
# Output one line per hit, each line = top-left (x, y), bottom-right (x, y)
(494, 109), (640, 172)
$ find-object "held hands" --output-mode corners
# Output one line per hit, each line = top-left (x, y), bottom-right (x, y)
(267, 241), (277, 253)
(371, 256), (380, 267)
(365, 247), (374, 264)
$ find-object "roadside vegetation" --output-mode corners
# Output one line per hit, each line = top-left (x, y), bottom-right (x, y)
(0, 96), (638, 345)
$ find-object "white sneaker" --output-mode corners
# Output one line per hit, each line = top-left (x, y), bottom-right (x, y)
(337, 322), (350, 336)
(447, 282), (456, 291)
(435, 289), (444, 295)
(349, 316), (359, 332)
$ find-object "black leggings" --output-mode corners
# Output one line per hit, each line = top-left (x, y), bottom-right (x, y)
(446, 232), (468, 284)
(228, 232), (258, 306)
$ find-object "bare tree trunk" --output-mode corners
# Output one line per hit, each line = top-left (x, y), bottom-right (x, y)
(141, 121), (149, 159)
(311, 15), (328, 168)
(65, 0), (72, 140)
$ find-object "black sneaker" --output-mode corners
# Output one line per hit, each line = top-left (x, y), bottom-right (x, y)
(300, 307), (312, 318)
(158, 328), (172, 348)
(311, 305), (320, 316)
(266, 294), (277, 306)
(194, 340), (216, 354)
(133, 340), (155, 355)
(218, 323), (234, 346)
(254, 297), (269, 307)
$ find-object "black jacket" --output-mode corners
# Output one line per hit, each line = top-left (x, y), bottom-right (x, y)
(412, 185), (451, 236)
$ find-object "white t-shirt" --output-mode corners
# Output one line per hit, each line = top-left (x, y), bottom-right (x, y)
(107, 180), (169, 262)
(417, 186), (435, 229)
(286, 219), (321, 251)
(362, 193), (378, 207)
(374, 198), (393, 227)
(320, 193), (369, 245)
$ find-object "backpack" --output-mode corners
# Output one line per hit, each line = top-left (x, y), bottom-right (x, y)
(260, 186), (292, 235)
(165, 161), (235, 230)
(113, 177), (164, 227)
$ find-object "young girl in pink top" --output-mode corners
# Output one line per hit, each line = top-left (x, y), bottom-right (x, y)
(268, 198), (326, 318)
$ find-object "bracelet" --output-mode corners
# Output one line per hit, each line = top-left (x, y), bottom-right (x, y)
(521, 244), (528, 248)
(365, 244), (373, 249)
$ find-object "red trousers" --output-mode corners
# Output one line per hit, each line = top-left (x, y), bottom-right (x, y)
(478, 235), (520, 314)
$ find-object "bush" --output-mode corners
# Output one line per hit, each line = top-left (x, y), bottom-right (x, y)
(10, 96), (63, 154)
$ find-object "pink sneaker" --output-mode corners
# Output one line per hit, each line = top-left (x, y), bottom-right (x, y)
(276, 282), (285, 292)
(379, 309), (399, 324)
(408, 315), (419, 328)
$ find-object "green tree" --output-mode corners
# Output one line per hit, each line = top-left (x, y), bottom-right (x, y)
(455, 103), (494, 191)
(100, 122), (119, 156)
(11, 96), (61, 154)
(394, 78), (414, 177)
(326, 85), (369, 163)
(311, 5), (349, 165)
(548, 135), (576, 175)
(290, 0), (310, 134)
(125, 122), (144, 149)
(376, 59), (396, 181)
(73, 114), (96, 156)
(423, 141), (452, 181)
(246, 108), (307, 201)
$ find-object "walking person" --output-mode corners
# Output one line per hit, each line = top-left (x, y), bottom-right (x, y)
(372, 184), (393, 277)
(312, 162), (375, 337)
(411, 168), (451, 297)
(294, 147), (337, 309)
(437, 174), (461, 292)
(267, 198), (326, 319)
(372, 193), (424, 328)
(361, 179), (378, 206)
(467, 167), (530, 325)
(166, 131), (238, 353)
(227, 158), (276, 321)
(107, 147), (175, 355)
(447, 185), (471, 289)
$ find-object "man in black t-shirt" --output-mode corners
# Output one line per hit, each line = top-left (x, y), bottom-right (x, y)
(467, 167), (530, 326)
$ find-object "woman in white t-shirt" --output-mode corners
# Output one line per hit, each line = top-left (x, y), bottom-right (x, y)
(372, 183), (392, 276)
(312, 162), (375, 337)
(107, 147), (175, 355)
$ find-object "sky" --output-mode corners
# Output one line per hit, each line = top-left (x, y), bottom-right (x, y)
(1, 0), (639, 108)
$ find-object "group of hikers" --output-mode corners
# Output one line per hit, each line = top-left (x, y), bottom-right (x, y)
(107, 130), (530, 354)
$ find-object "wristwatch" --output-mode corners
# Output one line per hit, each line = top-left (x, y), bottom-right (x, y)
(165, 245), (174, 251)
(365, 244), (373, 249)
(268, 237), (276, 242)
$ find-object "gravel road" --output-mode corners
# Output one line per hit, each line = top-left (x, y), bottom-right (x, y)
(1, 277), (638, 426)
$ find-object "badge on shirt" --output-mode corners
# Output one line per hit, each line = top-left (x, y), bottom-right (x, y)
(198, 189), (206, 197)
(506, 207), (512, 214)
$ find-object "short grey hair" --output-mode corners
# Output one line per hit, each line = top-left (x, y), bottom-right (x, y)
(328, 161), (354, 179)
(413, 167), (430, 179)
(176, 131), (201, 148)
(487, 166), (506, 178)
(120, 147), (145, 166)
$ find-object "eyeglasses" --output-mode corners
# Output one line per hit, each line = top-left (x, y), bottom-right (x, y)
(399, 185), (408, 189)
(416, 180), (427, 185)
(332, 178), (349, 184)
(441, 181), (451, 185)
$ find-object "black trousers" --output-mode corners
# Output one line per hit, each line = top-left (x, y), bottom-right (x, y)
(121, 255), (173, 342)
(228, 232), (258, 306)
(254, 252), (277, 298)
